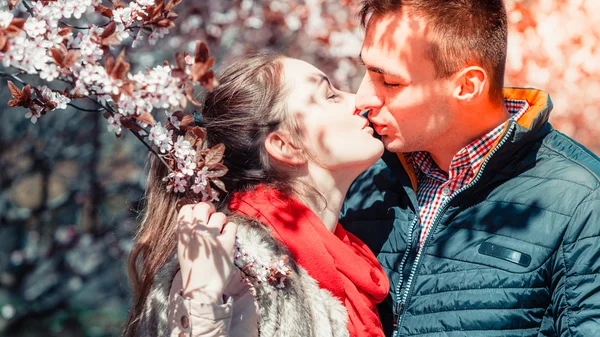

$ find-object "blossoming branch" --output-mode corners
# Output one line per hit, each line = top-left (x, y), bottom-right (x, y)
(1, 0), (224, 199)
(1, 0), (295, 291)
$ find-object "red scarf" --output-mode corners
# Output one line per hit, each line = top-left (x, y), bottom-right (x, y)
(229, 185), (389, 337)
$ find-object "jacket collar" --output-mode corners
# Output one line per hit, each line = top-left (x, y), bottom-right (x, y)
(397, 87), (553, 192)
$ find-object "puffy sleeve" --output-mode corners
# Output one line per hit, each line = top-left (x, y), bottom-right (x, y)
(553, 188), (600, 336)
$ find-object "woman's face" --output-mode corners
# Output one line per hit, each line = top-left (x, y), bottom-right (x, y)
(281, 58), (384, 173)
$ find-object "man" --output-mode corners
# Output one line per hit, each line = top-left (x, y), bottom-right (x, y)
(340, 1), (600, 336)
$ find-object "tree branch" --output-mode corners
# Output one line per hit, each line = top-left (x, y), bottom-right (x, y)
(86, 97), (174, 173)
(0, 71), (27, 85)
(21, 0), (34, 15)
(67, 103), (104, 112)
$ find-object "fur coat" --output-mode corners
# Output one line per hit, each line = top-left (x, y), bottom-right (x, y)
(134, 214), (350, 337)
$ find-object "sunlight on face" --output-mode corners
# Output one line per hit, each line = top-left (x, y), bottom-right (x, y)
(281, 58), (384, 172)
(357, 11), (453, 153)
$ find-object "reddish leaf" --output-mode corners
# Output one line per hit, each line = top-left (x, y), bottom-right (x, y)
(207, 163), (228, 178)
(94, 4), (113, 18)
(156, 18), (176, 29)
(120, 117), (143, 132)
(7, 82), (32, 107)
(175, 52), (186, 71)
(101, 22), (117, 39)
(205, 144), (225, 167)
(8, 0), (20, 10)
(58, 27), (72, 37)
(105, 53), (116, 74)
(63, 50), (80, 68)
(165, 0), (183, 11)
(49, 47), (64, 66)
(189, 62), (208, 82)
(102, 34), (121, 46)
(110, 50), (130, 80)
(185, 126), (205, 147)
(179, 114), (195, 129)
(134, 112), (156, 126)
(194, 41), (209, 63)
(199, 70), (218, 91)
(211, 178), (227, 192)
(0, 32), (8, 53)
(166, 11), (179, 20)
(7, 81), (22, 102)
(171, 69), (186, 79)
(5, 18), (25, 35)
(119, 82), (134, 96)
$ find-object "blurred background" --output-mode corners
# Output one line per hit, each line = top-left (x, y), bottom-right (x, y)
(1, 0), (599, 336)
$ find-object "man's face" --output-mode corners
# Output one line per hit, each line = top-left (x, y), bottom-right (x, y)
(357, 11), (454, 154)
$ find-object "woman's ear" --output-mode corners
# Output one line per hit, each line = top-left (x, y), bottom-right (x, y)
(451, 66), (487, 104)
(264, 130), (306, 165)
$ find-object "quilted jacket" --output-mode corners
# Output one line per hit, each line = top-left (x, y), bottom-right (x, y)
(341, 88), (600, 337)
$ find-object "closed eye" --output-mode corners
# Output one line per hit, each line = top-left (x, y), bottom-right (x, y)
(383, 82), (402, 88)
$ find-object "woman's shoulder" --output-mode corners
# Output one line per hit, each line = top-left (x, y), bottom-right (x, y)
(228, 213), (295, 264)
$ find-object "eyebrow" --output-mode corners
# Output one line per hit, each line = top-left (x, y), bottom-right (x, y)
(317, 74), (332, 88)
(358, 52), (410, 83)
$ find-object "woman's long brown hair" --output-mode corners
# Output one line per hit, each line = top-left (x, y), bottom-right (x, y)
(122, 51), (295, 336)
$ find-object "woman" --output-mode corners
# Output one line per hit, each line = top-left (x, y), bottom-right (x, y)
(123, 52), (389, 337)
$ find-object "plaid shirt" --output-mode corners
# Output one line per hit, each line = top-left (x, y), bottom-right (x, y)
(412, 99), (530, 248)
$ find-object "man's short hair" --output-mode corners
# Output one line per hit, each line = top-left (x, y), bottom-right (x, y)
(360, 0), (508, 103)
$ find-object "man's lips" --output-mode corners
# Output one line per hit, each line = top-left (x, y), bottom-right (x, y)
(371, 122), (386, 135)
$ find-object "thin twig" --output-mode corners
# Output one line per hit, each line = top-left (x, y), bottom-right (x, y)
(59, 21), (91, 30)
(67, 102), (104, 112)
(2, 72), (174, 174)
(86, 96), (174, 172)
(21, 0), (34, 15)
(0, 71), (27, 85)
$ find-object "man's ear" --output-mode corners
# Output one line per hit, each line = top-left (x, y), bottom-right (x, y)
(264, 130), (306, 165)
(451, 66), (487, 103)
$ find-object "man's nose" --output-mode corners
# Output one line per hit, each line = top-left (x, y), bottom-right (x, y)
(356, 73), (383, 111)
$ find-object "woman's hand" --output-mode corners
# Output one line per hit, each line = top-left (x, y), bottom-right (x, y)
(177, 202), (237, 304)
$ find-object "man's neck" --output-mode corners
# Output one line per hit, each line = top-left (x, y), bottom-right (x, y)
(429, 102), (510, 173)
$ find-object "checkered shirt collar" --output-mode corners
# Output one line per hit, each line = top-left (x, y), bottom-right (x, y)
(412, 99), (530, 181)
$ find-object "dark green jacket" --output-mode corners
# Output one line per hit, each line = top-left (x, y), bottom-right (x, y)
(341, 88), (600, 337)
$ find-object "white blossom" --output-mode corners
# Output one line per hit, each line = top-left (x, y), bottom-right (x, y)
(74, 63), (118, 96)
(0, 11), (14, 28)
(148, 122), (173, 153)
(25, 109), (42, 124)
(107, 114), (123, 136)
(24, 17), (47, 37)
(40, 86), (71, 110)
(39, 63), (60, 82)
(179, 156), (197, 177)
(166, 111), (181, 129)
(173, 135), (193, 159)
(173, 176), (187, 193)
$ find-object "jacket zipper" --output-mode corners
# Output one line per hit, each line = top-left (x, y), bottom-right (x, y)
(392, 215), (419, 333)
(394, 121), (516, 335)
